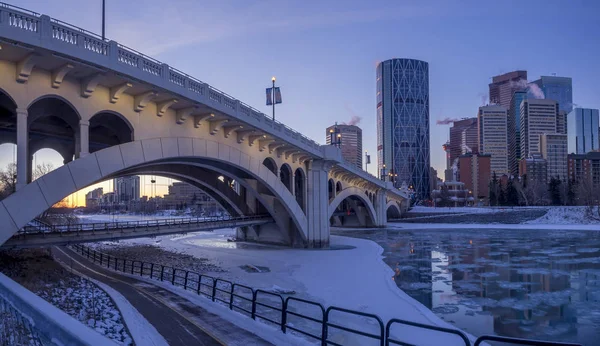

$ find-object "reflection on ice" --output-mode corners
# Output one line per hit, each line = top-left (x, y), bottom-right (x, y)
(341, 227), (600, 345)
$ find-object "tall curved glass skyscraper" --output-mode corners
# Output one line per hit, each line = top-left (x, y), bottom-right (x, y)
(377, 59), (430, 199)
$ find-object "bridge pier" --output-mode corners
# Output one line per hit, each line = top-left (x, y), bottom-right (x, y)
(306, 159), (335, 248)
(16, 108), (28, 190)
(375, 189), (387, 227)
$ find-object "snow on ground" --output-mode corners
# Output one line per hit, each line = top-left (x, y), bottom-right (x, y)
(389, 223), (600, 231)
(525, 206), (600, 225)
(88, 228), (474, 346)
(55, 261), (169, 346)
(0, 249), (133, 345)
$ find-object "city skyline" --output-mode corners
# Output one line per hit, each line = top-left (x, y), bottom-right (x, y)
(1, 0), (599, 191)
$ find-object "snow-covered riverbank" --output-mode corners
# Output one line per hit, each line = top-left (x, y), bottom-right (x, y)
(86, 226), (472, 345)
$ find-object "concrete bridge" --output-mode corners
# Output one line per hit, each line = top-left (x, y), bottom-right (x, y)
(0, 3), (408, 249)
(2, 215), (272, 248)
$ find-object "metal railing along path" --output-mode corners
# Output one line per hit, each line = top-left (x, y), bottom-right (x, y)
(70, 244), (582, 346)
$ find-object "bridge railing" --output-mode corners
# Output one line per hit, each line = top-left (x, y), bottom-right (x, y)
(70, 244), (582, 346)
(0, 272), (116, 345)
(17, 214), (271, 235)
(0, 2), (323, 155)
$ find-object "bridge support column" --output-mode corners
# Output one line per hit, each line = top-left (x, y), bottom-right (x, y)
(374, 190), (387, 227)
(16, 108), (28, 191)
(78, 120), (89, 158)
(306, 160), (334, 248)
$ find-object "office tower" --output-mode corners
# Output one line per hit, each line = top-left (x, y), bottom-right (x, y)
(163, 182), (220, 212)
(449, 118), (478, 166)
(567, 108), (599, 154)
(520, 99), (559, 159)
(489, 70), (527, 109)
(519, 154), (548, 184)
(377, 58), (430, 198)
(556, 111), (567, 135)
(509, 91), (528, 176)
(531, 76), (573, 113)
(458, 153), (491, 201)
(478, 105), (509, 175)
(325, 124), (363, 169)
(442, 142), (454, 181)
(114, 176), (140, 203)
(540, 133), (568, 181)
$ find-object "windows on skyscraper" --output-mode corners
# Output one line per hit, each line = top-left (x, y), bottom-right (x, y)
(377, 58), (430, 199)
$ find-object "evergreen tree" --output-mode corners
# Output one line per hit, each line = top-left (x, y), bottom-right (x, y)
(568, 179), (577, 206)
(498, 179), (507, 206)
(506, 178), (520, 206)
(548, 177), (562, 206)
(488, 172), (498, 206)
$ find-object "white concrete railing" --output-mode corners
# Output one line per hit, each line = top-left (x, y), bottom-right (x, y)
(0, 273), (116, 345)
(0, 2), (322, 156)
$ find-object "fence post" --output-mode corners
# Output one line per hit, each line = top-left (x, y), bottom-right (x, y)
(140, 262), (144, 277)
(160, 265), (165, 281)
(184, 271), (189, 290)
(229, 285), (234, 310)
(171, 269), (176, 285)
(251, 290), (257, 320)
(281, 299), (287, 333)
(197, 276), (202, 295)
(150, 263), (154, 279)
(99, 253), (103, 265)
(211, 279), (217, 302)
(321, 310), (328, 346)
(115, 257), (118, 271)
(106, 255), (110, 268)
(131, 260), (134, 275)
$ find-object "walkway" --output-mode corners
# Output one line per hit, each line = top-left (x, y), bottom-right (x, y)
(52, 246), (272, 346)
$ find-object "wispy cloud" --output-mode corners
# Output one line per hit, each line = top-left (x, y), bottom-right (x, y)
(108, 1), (444, 55)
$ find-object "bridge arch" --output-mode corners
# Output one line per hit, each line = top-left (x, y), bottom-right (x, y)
(328, 186), (377, 227)
(109, 169), (249, 217)
(26, 94), (81, 123)
(89, 110), (134, 153)
(279, 163), (293, 193)
(335, 181), (342, 195)
(0, 137), (308, 247)
(386, 200), (402, 219)
(294, 167), (306, 212)
(328, 178), (335, 200)
(262, 157), (277, 175)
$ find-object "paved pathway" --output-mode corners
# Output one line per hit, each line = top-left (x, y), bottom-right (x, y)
(52, 246), (272, 346)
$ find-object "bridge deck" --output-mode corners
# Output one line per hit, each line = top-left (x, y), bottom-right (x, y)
(3, 216), (272, 248)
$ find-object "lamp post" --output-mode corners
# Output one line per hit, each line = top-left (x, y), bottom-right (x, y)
(365, 150), (369, 172)
(381, 164), (387, 181)
(271, 76), (275, 121)
(102, 0), (106, 40)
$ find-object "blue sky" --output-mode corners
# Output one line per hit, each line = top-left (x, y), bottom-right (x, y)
(3, 0), (600, 182)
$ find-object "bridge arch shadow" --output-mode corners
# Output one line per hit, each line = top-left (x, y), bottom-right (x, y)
(0, 137), (309, 247)
(89, 111), (134, 153)
(386, 200), (402, 219)
(328, 187), (377, 228)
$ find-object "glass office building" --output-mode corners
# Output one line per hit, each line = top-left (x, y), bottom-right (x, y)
(377, 58), (430, 199)
(568, 108), (599, 154)
(531, 76), (573, 113)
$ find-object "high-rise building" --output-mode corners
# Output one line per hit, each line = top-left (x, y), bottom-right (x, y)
(442, 142), (454, 181)
(489, 70), (527, 109)
(449, 118), (478, 166)
(531, 76), (573, 113)
(519, 154), (548, 184)
(509, 91), (528, 176)
(540, 133), (568, 181)
(377, 58), (430, 199)
(567, 108), (599, 154)
(568, 152), (600, 189)
(325, 124), (362, 169)
(556, 111), (567, 135)
(520, 99), (559, 159)
(114, 176), (140, 203)
(478, 105), (509, 176)
(85, 187), (103, 209)
(458, 153), (491, 202)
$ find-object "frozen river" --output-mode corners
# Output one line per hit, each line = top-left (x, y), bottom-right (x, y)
(336, 227), (600, 345)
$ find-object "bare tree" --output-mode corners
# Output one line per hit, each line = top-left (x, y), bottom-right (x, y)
(0, 163), (17, 199)
(513, 177), (529, 206)
(524, 178), (548, 206)
(32, 162), (55, 181)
